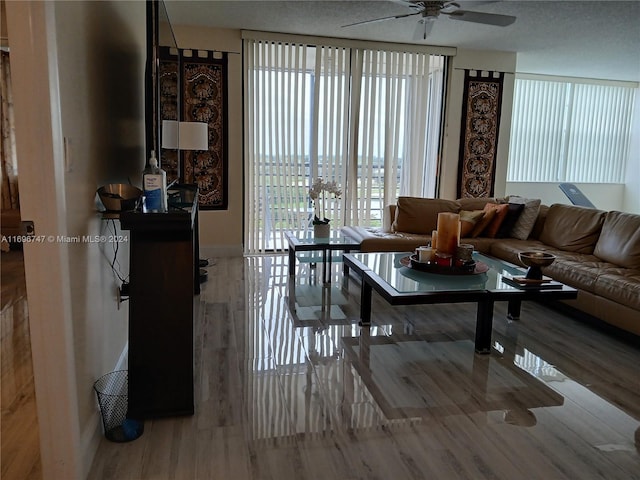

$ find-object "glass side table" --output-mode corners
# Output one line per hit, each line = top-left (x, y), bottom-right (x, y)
(284, 230), (361, 284)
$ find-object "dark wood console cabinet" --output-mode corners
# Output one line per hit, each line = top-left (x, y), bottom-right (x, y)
(120, 185), (199, 418)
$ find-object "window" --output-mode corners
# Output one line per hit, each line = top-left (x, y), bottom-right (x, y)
(243, 34), (447, 253)
(508, 75), (636, 183)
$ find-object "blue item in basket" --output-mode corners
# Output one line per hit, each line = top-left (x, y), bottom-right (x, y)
(122, 418), (144, 441)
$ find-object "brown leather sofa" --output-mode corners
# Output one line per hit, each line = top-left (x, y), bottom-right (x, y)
(341, 197), (640, 337)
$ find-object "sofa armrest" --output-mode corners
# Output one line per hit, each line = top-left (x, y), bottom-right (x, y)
(382, 204), (396, 233)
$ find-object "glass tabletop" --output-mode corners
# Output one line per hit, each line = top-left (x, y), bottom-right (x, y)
(345, 252), (531, 294)
(285, 230), (361, 248)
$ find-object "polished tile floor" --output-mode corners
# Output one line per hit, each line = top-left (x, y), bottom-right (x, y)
(87, 254), (640, 479)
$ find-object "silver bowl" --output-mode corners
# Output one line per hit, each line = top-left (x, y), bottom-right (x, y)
(97, 184), (142, 212)
(518, 251), (556, 280)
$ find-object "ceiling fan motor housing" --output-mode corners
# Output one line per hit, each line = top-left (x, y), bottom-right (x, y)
(409, 1), (462, 18)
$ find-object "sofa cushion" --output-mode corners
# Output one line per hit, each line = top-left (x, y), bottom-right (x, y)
(542, 255), (611, 294)
(481, 203), (510, 238)
(457, 197), (499, 210)
(341, 225), (428, 253)
(392, 197), (460, 234)
(459, 237), (494, 255)
(508, 196), (542, 240)
(459, 210), (486, 237)
(594, 268), (640, 311)
(488, 238), (547, 266)
(593, 211), (640, 269)
(539, 204), (606, 254)
(496, 203), (525, 238)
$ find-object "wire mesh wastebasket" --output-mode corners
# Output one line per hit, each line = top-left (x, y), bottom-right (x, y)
(93, 370), (143, 442)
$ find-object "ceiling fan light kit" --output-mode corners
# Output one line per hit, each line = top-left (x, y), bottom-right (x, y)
(343, 1), (516, 41)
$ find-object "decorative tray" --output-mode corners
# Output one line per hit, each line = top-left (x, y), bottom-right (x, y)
(503, 276), (553, 285)
(501, 275), (563, 290)
(400, 255), (489, 275)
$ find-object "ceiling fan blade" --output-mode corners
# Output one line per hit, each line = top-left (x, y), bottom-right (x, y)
(446, 10), (516, 26)
(342, 11), (420, 28)
(413, 17), (436, 41)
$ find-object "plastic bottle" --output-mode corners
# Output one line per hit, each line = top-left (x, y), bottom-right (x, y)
(142, 151), (167, 212)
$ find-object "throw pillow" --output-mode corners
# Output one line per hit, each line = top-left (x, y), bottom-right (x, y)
(459, 210), (486, 238)
(481, 203), (510, 238)
(496, 203), (525, 238)
(508, 196), (542, 240)
(392, 197), (461, 234)
(471, 208), (497, 237)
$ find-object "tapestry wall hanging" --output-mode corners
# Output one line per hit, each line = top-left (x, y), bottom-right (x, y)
(160, 48), (229, 210)
(457, 70), (504, 198)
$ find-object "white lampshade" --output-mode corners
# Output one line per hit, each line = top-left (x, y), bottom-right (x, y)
(161, 120), (208, 151)
(178, 121), (208, 151)
(161, 120), (179, 149)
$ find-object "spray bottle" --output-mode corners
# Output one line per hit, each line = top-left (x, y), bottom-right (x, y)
(142, 151), (167, 212)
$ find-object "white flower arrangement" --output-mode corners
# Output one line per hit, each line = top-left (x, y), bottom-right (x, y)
(309, 178), (342, 225)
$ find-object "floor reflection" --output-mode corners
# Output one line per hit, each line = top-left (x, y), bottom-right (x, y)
(246, 254), (640, 457)
(341, 333), (563, 423)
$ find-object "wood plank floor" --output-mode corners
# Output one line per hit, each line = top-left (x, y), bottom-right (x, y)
(88, 254), (640, 480)
(1, 250), (42, 480)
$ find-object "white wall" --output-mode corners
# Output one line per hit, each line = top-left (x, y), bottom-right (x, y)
(52, 1), (147, 470)
(6, 1), (146, 477)
(505, 182), (625, 212)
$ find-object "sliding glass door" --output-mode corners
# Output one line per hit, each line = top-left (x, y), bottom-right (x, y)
(244, 35), (447, 253)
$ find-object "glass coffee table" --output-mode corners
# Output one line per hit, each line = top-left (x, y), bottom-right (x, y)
(285, 231), (361, 284)
(342, 251), (578, 354)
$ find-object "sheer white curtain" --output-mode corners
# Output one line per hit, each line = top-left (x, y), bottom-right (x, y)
(345, 50), (445, 226)
(244, 35), (447, 253)
(244, 40), (312, 252)
(311, 45), (351, 225)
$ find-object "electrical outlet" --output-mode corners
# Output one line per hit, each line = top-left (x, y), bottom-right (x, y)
(117, 282), (129, 308)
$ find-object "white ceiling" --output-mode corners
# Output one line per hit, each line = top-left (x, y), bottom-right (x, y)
(164, 0), (640, 82)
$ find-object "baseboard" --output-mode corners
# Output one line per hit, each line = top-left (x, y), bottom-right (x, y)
(199, 244), (244, 259)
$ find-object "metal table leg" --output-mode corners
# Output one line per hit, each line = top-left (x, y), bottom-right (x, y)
(359, 276), (373, 327)
(507, 299), (521, 320)
(288, 246), (296, 277)
(475, 299), (494, 354)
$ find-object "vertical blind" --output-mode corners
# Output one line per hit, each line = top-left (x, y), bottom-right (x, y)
(508, 77), (636, 183)
(244, 36), (446, 253)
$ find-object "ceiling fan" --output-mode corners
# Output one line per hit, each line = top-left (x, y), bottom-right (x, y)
(342, 1), (517, 41)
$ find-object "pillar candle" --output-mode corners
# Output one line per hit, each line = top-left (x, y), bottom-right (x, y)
(436, 212), (461, 255)
(431, 230), (438, 250)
